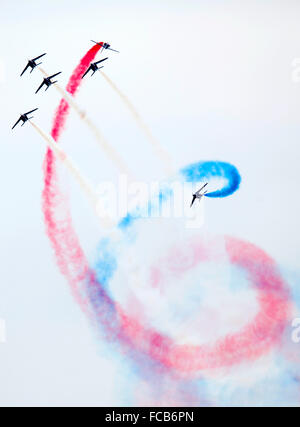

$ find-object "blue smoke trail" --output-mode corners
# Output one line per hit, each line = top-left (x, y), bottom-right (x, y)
(118, 161), (241, 230)
(181, 161), (241, 198)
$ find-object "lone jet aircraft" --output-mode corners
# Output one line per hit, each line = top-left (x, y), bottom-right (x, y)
(12, 108), (38, 130)
(20, 54), (46, 76)
(82, 58), (108, 78)
(91, 40), (119, 53)
(35, 72), (62, 93)
(190, 183), (208, 207)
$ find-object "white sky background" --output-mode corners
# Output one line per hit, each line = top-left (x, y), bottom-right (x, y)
(0, 0), (300, 406)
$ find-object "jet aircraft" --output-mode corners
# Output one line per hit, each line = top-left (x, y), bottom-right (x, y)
(12, 108), (38, 129)
(35, 72), (62, 93)
(81, 58), (108, 78)
(20, 54), (47, 76)
(190, 183), (208, 207)
(91, 40), (119, 53)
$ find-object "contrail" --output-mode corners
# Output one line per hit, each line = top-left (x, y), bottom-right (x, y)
(100, 71), (174, 176)
(30, 120), (98, 207)
(38, 66), (134, 179)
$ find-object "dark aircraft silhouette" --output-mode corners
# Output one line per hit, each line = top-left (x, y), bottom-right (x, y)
(20, 53), (46, 76)
(12, 108), (38, 130)
(190, 183), (208, 207)
(35, 72), (62, 93)
(82, 58), (108, 78)
(91, 40), (119, 53)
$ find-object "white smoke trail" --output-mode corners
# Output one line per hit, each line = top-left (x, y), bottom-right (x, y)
(38, 67), (134, 179)
(38, 67), (85, 117)
(30, 120), (97, 205)
(100, 71), (175, 176)
(30, 120), (116, 230)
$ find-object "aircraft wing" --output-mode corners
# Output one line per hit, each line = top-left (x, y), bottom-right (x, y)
(81, 66), (91, 79)
(33, 53), (46, 61)
(20, 63), (30, 77)
(190, 195), (196, 207)
(35, 81), (45, 94)
(12, 117), (21, 130)
(49, 72), (62, 79)
(25, 108), (38, 115)
(95, 58), (108, 65)
(91, 40), (102, 46)
(195, 183), (208, 195)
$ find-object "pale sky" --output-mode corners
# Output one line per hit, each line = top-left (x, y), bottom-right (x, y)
(1, 0), (300, 406)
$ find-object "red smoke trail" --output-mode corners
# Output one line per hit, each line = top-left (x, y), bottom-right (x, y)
(117, 236), (290, 372)
(51, 44), (100, 141)
(42, 44), (103, 312)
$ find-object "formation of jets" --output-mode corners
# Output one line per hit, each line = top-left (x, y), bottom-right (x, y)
(20, 50), (62, 95)
(12, 40), (209, 204)
(190, 183), (208, 207)
(12, 40), (117, 131)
